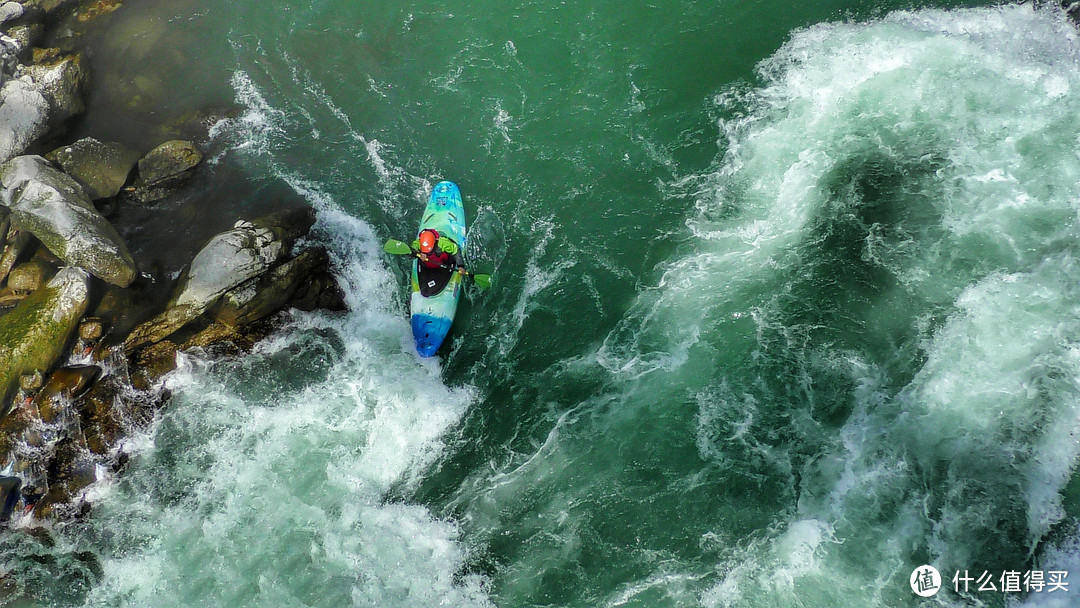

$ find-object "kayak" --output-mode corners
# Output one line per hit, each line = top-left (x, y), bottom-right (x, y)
(410, 181), (466, 356)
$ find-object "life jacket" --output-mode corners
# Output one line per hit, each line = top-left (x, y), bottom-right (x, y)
(422, 248), (451, 269)
(419, 230), (452, 269)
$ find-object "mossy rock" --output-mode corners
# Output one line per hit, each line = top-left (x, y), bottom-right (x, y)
(0, 155), (136, 286)
(0, 267), (90, 410)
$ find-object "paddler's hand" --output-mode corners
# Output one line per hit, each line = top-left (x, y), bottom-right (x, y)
(458, 267), (467, 276)
(417, 253), (429, 262)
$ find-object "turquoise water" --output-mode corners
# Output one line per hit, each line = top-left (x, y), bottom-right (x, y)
(9, 1), (1080, 607)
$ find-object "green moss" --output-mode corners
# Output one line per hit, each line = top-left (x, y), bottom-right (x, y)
(0, 277), (88, 407)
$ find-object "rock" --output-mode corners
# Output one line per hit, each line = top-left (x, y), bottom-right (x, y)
(15, 368), (41, 402)
(217, 246), (331, 327)
(124, 210), (313, 350)
(182, 321), (256, 353)
(35, 364), (99, 424)
(291, 265), (346, 312)
(46, 137), (139, 200)
(72, 0), (121, 23)
(127, 139), (201, 204)
(0, 75), (49, 162)
(22, 50), (87, 124)
(0, 2), (23, 24)
(3, 23), (43, 54)
(0, 155), (137, 286)
(0, 223), (30, 284)
(92, 277), (168, 344)
(73, 316), (102, 356)
(78, 371), (156, 457)
(18, 369), (40, 391)
(0, 51), (87, 164)
(6, 258), (48, 293)
(77, 317), (101, 341)
(0, 266), (89, 412)
(34, 435), (95, 520)
(0, 33), (17, 74)
(129, 339), (177, 390)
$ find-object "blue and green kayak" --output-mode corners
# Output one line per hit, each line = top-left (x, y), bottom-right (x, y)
(410, 181), (466, 357)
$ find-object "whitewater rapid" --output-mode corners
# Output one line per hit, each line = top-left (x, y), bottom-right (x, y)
(38, 3), (1080, 608)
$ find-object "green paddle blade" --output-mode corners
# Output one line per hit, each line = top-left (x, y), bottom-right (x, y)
(383, 239), (413, 255)
(472, 274), (491, 289)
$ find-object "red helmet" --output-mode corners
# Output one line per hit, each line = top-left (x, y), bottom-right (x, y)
(418, 229), (438, 254)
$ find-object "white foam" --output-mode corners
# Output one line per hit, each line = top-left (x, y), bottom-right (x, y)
(78, 65), (493, 608)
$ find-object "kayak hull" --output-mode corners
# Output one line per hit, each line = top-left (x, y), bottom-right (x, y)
(410, 181), (466, 357)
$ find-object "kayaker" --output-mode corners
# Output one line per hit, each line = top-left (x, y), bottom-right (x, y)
(412, 229), (465, 274)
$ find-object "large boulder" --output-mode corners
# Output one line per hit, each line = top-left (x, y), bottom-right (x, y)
(0, 51), (86, 164)
(216, 246), (332, 327)
(127, 139), (202, 204)
(23, 50), (87, 123)
(0, 75), (48, 162)
(46, 137), (139, 200)
(124, 209), (313, 350)
(0, 155), (136, 286)
(0, 266), (90, 411)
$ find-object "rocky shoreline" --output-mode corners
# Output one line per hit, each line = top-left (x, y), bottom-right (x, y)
(0, 0), (345, 582)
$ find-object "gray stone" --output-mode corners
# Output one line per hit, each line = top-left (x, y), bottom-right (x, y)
(0, 52), (87, 164)
(124, 209), (315, 351)
(0, 75), (48, 162)
(47, 138), (139, 199)
(0, 3), (23, 24)
(0, 266), (90, 410)
(125, 220), (289, 349)
(23, 51), (87, 124)
(0, 155), (137, 286)
(128, 139), (201, 203)
(218, 247), (330, 327)
(3, 24), (42, 54)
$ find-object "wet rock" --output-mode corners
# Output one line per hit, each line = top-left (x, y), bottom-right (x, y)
(0, 50), (87, 163)
(0, 266), (90, 411)
(77, 375), (126, 456)
(172, 106), (240, 143)
(124, 210), (313, 351)
(72, 0), (121, 23)
(129, 339), (177, 390)
(291, 265), (346, 312)
(35, 364), (99, 424)
(3, 23), (43, 55)
(23, 50), (87, 124)
(15, 369), (41, 402)
(92, 277), (169, 344)
(127, 139), (201, 204)
(217, 246), (332, 327)
(182, 321), (256, 353)
(0, 258), (50, 307)
(14, 0), (77, 15)
(0, 227), (30, 285)
(73, 315), (102, 356)
(77, 317), (101, 342)
(0, 75), (48, 162)
(6, 258), (48, 293)
(46, 137), (139, 200)
(0, 2), (23, 24)
(0, 155), (137, 286)
(35, 435), (95, 520)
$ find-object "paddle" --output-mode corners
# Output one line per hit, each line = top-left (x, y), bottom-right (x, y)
(383, 239), (413, 255)
(383, 239), (492, 289)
